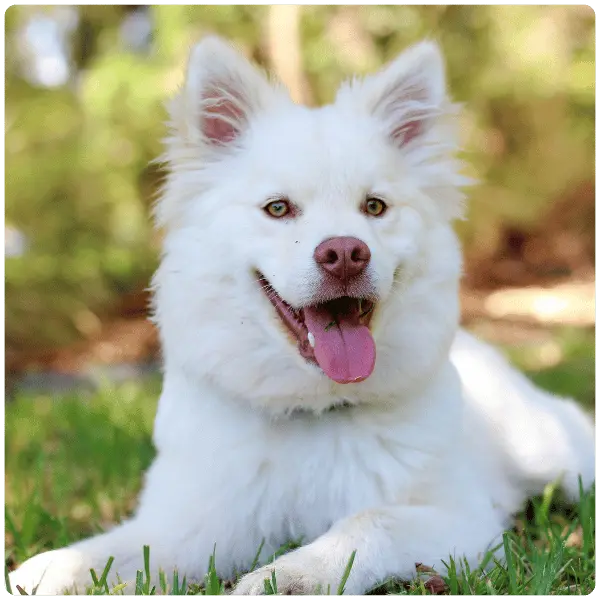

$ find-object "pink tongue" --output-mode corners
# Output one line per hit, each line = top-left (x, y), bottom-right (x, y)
(303, 305), (376, 384)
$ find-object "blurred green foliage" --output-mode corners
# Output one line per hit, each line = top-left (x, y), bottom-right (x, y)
(5, 6), (595, 351)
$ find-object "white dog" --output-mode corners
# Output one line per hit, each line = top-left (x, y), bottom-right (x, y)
(10, 37), (594, 595)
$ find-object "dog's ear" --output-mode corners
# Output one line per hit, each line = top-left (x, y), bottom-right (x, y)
(176, 36), (285, 147)
(336, 41), (469, 221)
(339, 41), (447, 150)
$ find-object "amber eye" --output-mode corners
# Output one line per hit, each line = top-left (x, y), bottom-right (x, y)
(364, 197), (387, 217)
(264, 199), (291, 218)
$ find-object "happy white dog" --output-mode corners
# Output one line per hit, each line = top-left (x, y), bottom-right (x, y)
(10, 37), (594, 595)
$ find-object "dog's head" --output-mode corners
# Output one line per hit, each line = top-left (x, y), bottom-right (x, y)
(154, 37), (468, 413)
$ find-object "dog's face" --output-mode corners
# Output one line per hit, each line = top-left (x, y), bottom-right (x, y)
(154, 37), (467, 413)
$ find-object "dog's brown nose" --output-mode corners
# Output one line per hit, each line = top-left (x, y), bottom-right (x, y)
(314, 236), (371, 282)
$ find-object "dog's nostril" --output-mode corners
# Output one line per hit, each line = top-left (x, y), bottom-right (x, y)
(350, 248), (364, 262)
(325, 249), (339, 264)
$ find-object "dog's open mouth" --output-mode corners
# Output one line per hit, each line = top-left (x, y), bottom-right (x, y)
(258, 275), (376, 384)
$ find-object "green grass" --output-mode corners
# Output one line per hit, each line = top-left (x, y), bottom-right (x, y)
(522, 328), (595, 413)
(5, 331), (595, 594)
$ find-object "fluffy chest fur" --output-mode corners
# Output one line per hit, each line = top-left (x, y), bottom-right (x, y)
(145, 362), (466, 570)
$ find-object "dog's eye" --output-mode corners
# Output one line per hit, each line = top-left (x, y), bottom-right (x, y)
(364, 197), (387, 217)
(264, 200), (291, 219)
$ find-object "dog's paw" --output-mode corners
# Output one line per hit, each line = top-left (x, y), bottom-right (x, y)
(8, 549), (91, 595)
(232, 561), (328, 595)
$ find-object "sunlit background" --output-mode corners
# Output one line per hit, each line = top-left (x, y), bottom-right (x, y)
(5, 5), (595, 404)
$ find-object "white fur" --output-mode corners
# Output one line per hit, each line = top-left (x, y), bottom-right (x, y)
(10, 37), (594, 595)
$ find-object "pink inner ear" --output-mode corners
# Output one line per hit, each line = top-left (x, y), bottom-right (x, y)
(379, 78), (431, 148)
(390, 120), (422, 147)
(202, 86), (245, 144)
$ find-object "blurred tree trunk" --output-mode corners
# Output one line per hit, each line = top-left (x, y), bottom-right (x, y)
(266, 5), (312, 105)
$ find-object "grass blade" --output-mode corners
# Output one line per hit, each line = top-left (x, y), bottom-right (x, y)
(337, 549), (356, 595)
(503, 533), (518, 594)
(250, 538), (265, 572)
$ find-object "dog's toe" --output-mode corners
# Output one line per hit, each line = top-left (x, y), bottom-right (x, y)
(233, 564), (325, 595)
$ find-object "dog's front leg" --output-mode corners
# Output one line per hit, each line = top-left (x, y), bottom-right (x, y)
(8, 518), (159, 594)
(233, 503), (504, 595)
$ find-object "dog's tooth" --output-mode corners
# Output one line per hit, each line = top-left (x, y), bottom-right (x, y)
(308, 332), (315, 348)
